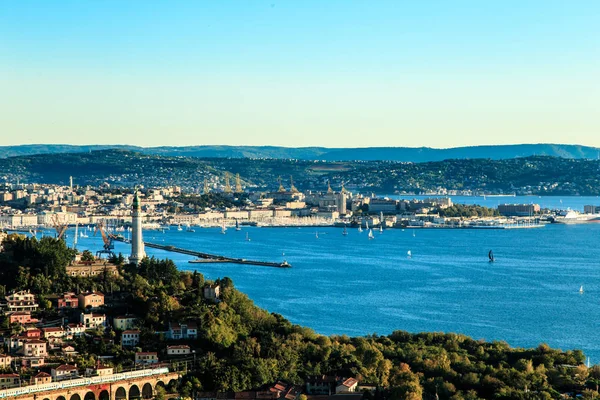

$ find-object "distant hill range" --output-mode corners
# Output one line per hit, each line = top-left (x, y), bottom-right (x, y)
(0, 143), (599, 162)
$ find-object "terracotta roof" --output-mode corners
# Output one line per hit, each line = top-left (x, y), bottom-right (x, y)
(340, 378), (358, 388)
(54, 364), (78, 371)
(43, 327), (64, 333)
(0, 374), (18, 378)
(122, 330), (140, 335)
(167, 345), (190, 350)
(35, 372), (51, 378)
(136, 352), (157, 356)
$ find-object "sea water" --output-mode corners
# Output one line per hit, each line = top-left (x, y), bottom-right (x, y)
(72, 221), (600, 361)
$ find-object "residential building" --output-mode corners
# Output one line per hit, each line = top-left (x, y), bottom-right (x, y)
(0, 355), (12, 369)
(42, 327), (66, 340)
(51, 364), (79, 381)
(57, 292), (79, 309)
(22, 339), (47, 357)
(78, 291), (105, 309)
(121, 330), (140, 347)
(0, 374), (20, 389)
(203, 284), (220, 301)
(5, 291), (38, 313)
(85, 366), (113, 377)
(166, 345), (191, 356)
(21, 356), (45, 369)
(32, 372), (52, 385)
(113, 315), (138, 331)
(22, 328), (42, 338)
(8, 311), (37, 325)
(135, 352), (158, 365)
(67, 323), (86, 337)
(306, 375), (336, 395)
(167, 322), (197, 340)
(336, 378), (358, 393)
(80, 313), (107, 329)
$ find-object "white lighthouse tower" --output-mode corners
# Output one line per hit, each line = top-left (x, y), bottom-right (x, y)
(130, 191), (146, 265)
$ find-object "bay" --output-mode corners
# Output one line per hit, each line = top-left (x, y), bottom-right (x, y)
(73, 220), (600, 361)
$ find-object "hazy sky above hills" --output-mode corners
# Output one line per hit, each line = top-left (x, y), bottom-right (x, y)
(1, 1), (599, 148)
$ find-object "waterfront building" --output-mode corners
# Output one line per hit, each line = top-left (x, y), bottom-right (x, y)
(584, 205), (600, 214)
(130, 191), (146, 265)
(497, 203), (540, 216)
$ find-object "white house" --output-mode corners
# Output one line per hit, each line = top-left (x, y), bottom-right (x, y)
(51, 364), (79, 381)
(166, 345), (191, 356)
(80, 313), (107, 329)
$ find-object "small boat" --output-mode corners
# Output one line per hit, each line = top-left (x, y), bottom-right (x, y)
(368, 229), (374, 240)
(221, 221), (227, 234)
(579, 285), (584, 294)
(342, 224), (348, 236)
(358, 225), (363, 233)
(235, 220), (241, 231)
(177, 224), (183, 232)
(315, 231), (319, 239)
(412, 230), (416, 237)
(245, 232), (251, 242)
(407, 250), (412, 258)
(379, 225), (383, 234)
(280, 260), (291, 268)
(186, 227), (195, 233)
(488, 250), (495, 262)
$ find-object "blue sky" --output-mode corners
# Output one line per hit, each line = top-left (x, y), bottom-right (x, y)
(1, 1), (598, 148)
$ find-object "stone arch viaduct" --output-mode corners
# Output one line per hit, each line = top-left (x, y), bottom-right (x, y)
(2, 370), (179, 400)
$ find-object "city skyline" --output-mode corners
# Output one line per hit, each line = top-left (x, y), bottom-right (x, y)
(1, 1), (599, 148)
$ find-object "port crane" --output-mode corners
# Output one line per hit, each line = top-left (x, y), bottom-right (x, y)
(94, 221), (115, 258)
(51, 214), (68, 241)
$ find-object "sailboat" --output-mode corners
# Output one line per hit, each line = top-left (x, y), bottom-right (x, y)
(579, 285), (584, 294)
(488, 250), (495, 263)
(177, 224), (183, 231)
(379, 225), (383, 233)
(221, 221), (227, 234)
(245, 232), (251, 242)
(186, 223), (195, 233)
(412, 230), (416, 237)
(235, 220), (241, 231)
(342, 224), (348, 236)
(315, 231), (319, 239)
(407, 250), (412, 258)
(379, 212), (384, 233)
(368, 229), (374, 240)
(358, 224), (363, 233)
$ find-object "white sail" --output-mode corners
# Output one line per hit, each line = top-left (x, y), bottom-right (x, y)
(580, 285), (584, 294)
(358, 225), (363, 232)
(407, 250), (412, 257)
(368, 229), (374, 239)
